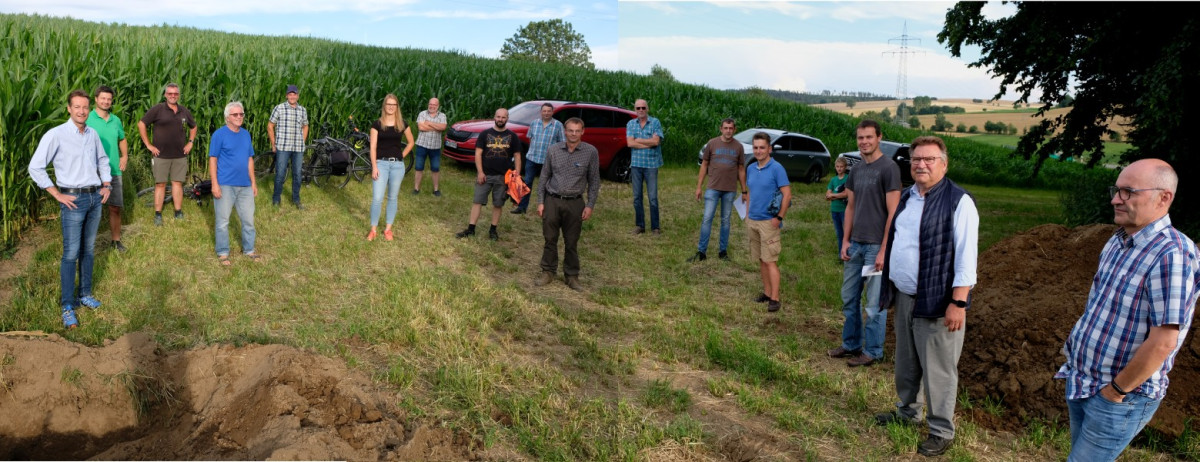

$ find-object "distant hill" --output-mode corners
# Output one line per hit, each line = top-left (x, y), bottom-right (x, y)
(736, 88), (894, 105)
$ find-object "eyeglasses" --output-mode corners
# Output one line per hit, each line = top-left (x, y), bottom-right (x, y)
(1108, 186), (1163, 201)
(165, 92), (179, 96)
(229, 113), (245, 117)
(635, 106), (647, 110)
(910, 156), (941, 165)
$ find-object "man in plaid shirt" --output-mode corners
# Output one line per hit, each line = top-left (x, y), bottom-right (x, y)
(625, 98), (665, 235)
(512, 102), (563, 214)
(1055, 159), (1198, 461)
(268, 84), (309, 209)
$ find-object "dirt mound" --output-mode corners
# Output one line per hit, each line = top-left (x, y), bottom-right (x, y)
(962, 223), (1200, 436)
(0, 332), (480, 460)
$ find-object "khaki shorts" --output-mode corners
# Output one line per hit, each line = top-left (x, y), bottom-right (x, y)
(152, 157), (188, 183)
(472, 174), (507, 206)
(747, 218), (781, 263)
(106, 175), (124, 208)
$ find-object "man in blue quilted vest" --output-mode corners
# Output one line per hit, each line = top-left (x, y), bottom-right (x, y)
(873, 136), (978, 457)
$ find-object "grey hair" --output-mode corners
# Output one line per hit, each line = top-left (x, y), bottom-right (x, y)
(1153, 163), (1179, 193)
(164, 83), (180, 94)
(224, 101), (244, 118)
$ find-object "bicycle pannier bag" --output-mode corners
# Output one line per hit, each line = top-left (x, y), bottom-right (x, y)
(330, 150), (351, 175)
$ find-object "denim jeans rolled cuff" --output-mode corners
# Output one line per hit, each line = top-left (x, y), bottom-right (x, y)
(517, 160), (543, 210)
(273, 150), (303, 204)
(698, 189), (736, 252)
(631, 167), (660, 230)
(59, 191), (102, 305)
(370, 159), (405, 226)
(414, 145), (441, 172)
(1066, 392), (1162, 462)
(214, 186), (257, 256)
(840, 241), (885, 358)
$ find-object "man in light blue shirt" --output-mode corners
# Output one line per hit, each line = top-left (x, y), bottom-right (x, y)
(27, 89), (113, 329)
(626, 98), (665, 234)
(874, 136), (978, 457)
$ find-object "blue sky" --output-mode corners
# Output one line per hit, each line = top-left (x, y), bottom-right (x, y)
(2, 0), (1019, 100)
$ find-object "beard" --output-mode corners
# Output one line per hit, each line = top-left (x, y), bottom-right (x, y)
(495, 121), (506, 129)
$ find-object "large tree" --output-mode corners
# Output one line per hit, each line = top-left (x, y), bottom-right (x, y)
(500, 19), (594, 70)
(939, 2), (1200, 233)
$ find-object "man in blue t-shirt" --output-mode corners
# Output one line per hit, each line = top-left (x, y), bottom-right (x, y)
(744, 132), (791, 313)
(208, 101), (259, 266)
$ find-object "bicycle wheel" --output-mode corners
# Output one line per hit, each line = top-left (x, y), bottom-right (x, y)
(137, 186), (171, 208)
(345, 150), (372, 188)
(254, 151), (274, 178)
(310, 152), (333, 188)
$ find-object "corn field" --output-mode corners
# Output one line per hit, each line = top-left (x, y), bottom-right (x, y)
(0, 13), (1086, 249)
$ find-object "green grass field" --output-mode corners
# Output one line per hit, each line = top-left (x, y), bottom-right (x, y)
(13, 163), (1180, 461)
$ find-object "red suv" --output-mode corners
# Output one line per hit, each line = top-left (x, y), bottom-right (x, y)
(443, 100), (637, 181)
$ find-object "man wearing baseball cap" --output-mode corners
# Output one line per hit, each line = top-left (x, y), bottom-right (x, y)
(267, 84), (309, 209)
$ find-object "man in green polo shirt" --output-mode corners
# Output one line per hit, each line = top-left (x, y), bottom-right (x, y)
(86, 85), (129, 252)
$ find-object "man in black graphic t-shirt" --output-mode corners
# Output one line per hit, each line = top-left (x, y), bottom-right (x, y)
(456, 107), (524, 241)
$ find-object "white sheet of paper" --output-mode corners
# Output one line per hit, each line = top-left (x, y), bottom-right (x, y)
(734, 195), (748, 220)
(862, 266), (882, 278)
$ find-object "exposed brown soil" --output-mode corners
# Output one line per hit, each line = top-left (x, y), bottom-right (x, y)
(960, 223), (1200, 436)
(0, 332), (481, 460)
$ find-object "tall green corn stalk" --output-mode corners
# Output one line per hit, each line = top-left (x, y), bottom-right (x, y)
(0, 13), (1094, 249)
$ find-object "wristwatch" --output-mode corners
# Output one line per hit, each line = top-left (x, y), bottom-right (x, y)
(774, 215), (784, 222)
(951, 299), (968, 308)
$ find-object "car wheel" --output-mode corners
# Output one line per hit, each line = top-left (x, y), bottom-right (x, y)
(804, 166), (823, 184)
(606, 150), (632, 183)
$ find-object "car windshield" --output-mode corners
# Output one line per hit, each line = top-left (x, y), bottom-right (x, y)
(506, 102), (547, 126)
(733, 129), (777, 145)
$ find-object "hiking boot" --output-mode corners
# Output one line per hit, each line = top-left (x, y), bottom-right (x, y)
(112, 241), (127, 253)
(687, 251), (707, 262)
(631, 227), (645, 235)
(718, 250), (730, 261)
(918, 435), (953, 457)
(174, 210), (183, 220)
(535, 271), (554, 287)
(875, 410), (922, 427)
(77, 295), (102, 309)
(767, 299), (781, 312)
(455, 228), (475, 239)
(154, 214), (163, 227)
(754, 293), (770, 303)
(826, 346), (861, 358)
(510, 208), (526, 214)
(565, 275), (583, 292)
(488, 228), (499, 241)
(62, 305), (78, 329)
(847, 353), (877, 367)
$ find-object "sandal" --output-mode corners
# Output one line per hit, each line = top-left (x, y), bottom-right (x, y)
(218, 255), (232, 267)
(384, 229), (394, 241)
(367, 229), (377, 241)
(245, 252), (262, 262)
(62, 307), (79, 329)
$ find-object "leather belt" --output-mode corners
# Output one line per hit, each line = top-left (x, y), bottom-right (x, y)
(379, 157), (401, 162)
(60, 186), (101, 194)
(548, 192), (582, 200)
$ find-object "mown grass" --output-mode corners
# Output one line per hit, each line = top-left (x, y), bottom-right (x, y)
(0, 163), (1180, 460)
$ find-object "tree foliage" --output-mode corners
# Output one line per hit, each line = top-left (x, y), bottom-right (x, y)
(500, 19), (594, 69)
(940, 2), (1200, 233)
(650, 64), (676, 81)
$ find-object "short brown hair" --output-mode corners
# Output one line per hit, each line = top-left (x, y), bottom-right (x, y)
(67, 89), (89, 105)
(94, 85), (115, 98)
(752, 132), (771, 144)
(857, 119), (881, 137)
(565, 117), (584, 129)
(910, 136), (947, 160)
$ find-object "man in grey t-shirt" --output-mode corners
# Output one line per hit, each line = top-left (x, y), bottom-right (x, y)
(827, 120), (901, 367)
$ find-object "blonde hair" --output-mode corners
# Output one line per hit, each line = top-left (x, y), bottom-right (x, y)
(835, 156), (849, 167)
(378, 93), (404, 130)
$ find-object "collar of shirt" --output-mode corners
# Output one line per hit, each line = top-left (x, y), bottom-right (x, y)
(1117, 214), (1173, 249)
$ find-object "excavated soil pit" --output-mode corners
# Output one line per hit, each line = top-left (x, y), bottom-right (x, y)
(0, 332), (480, 460)
(961, 223), (1199, 436)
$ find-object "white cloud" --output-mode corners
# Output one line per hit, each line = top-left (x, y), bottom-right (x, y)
(707, 1), (819, 20)
(620, 35), (1013, 99)
(592, 43), (619, 71)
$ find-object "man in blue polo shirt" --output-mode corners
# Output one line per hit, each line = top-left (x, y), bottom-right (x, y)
(209, 101), (259, 266)
(744, 132), (791, 313)
(28, 89), (112, 329)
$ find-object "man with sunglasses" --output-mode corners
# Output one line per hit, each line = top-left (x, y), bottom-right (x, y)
(138, 83), (198, 226)
(1055, 159), (1197, 461)
(873, 136), (978, 457)
(626, 99), (665, 235)
(209, 102), (259, 266)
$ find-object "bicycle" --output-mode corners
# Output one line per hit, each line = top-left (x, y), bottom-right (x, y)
(296, 117), (376, 189)
(136, 174), (212, 208)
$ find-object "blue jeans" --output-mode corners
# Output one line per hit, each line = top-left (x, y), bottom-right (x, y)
(841, 241), (886, 359)
(517, 160), (543, 211)
(631, 167), (659, 230)
(831, 211), (845, 255)
(414, 145), (440, 172)
(214, 186), (256, 256)
(370, 159), (405, 226)
(699, 189), (736, 253)
(59, 191), (102, 306)
(1067, 392), (1161, 461)
(273, 150), (303, 204)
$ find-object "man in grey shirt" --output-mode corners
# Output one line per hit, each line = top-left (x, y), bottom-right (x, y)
(828, 120), (902, 367)
(535, 117), (600, 291)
